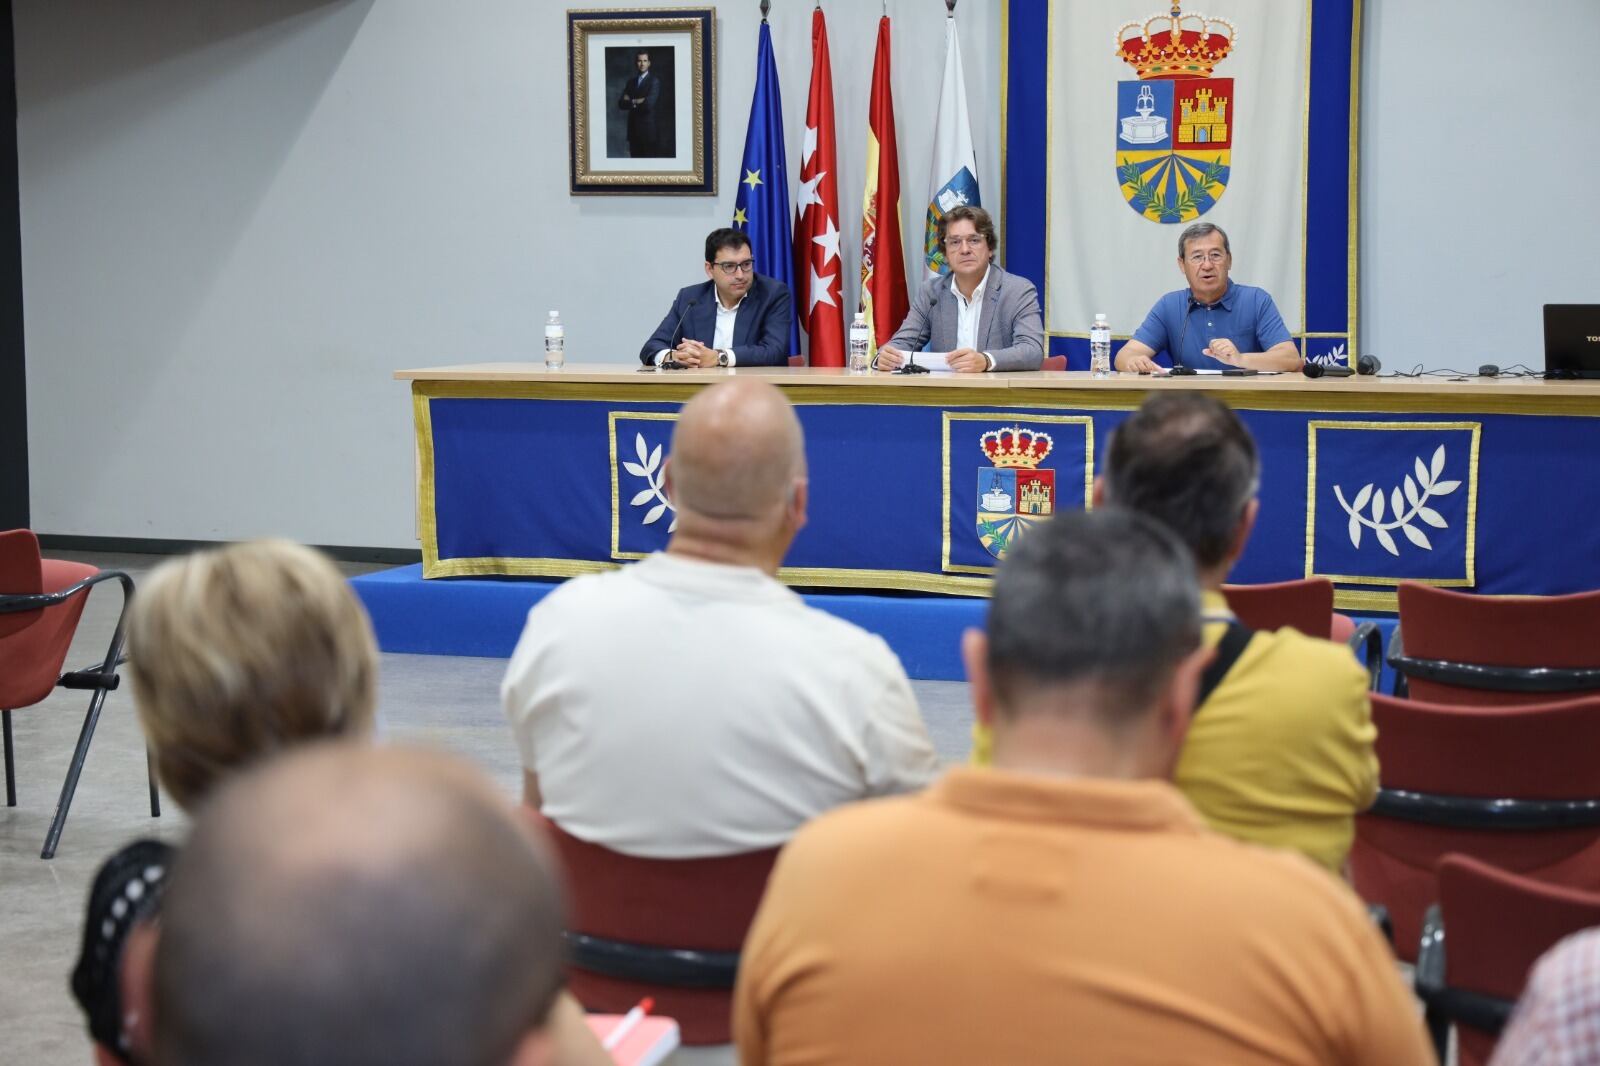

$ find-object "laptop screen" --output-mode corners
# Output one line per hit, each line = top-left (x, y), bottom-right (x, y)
(1544, 304), (1600, 375)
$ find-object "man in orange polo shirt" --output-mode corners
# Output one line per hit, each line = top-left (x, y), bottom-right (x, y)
(734, 509), (1430, 1066)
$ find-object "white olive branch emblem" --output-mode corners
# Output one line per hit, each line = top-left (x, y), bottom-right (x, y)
(623, 432), (678, 532)
(1334, 444), (1459, 556)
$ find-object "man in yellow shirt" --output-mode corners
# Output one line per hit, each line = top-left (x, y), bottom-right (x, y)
(973, 392), (1376, 873)
(735, 510), (1431, 1066)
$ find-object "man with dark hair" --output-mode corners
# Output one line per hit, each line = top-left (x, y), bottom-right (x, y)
(153, 745), (606, 1066)
(1115, 221), (1302, 372)
(640, 228), (794, 367)
(1100, 391), (1377, 872)
(877, 204), (1044, 373)
(970, 392), (1376, 873)
(617, 50), (662, 157)
(734, 509), (1432, 1066)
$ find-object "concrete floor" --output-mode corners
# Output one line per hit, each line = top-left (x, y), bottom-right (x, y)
(0, 551), (978, 1065)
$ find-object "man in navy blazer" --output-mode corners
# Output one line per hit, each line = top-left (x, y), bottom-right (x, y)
(640, 228), (794, 368)
(876, 205), (1044, 373)
(617, 51), (664, 158)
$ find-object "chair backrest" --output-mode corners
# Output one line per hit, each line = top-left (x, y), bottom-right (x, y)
(0, 529), (45, 640)
(1436, 855), (1600, 1066)
(1221, 577), (1334, 638)
(1041, 354), (1067, 371)
(1350, 693), (1600, 963)
(1394, 583), (1600, 705)
(538, 814), (779, 1045)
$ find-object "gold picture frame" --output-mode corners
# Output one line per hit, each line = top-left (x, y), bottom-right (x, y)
(567, 8), (716, 195)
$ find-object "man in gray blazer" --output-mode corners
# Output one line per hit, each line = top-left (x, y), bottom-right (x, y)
(876, 205), (1045, 373)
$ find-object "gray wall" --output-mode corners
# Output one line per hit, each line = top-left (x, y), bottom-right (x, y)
(1357, 0), (1599, 372)
(17, 0), (1599, 548)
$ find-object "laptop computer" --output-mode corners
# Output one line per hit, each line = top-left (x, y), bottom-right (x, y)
(1544, 305), (1600, 378)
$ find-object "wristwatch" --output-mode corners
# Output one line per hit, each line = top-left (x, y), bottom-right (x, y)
(717, 351), (730, 367)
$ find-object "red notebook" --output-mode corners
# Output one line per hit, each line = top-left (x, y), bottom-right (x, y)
(586, 1013), (681, 1066)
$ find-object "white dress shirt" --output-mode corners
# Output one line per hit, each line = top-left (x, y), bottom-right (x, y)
(950, 266), (996, 371)
(655, 291), (746, 366)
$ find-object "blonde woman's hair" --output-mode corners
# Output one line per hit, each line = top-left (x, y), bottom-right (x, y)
(126, 540), (378, 809)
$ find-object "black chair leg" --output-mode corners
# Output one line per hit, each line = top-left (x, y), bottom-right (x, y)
(2, 708), (14, 807)
(41, 687), (109, 860)
(147, 747), (161, 818)
(1424, 1003), (1449, 1065)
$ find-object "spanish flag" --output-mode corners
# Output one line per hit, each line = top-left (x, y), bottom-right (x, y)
(859, 15), (907, 354)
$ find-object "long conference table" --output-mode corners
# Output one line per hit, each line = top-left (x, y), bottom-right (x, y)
(395, 365), (1600, 613)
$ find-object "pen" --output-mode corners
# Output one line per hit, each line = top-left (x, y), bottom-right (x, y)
(602, 996), (654, 1051)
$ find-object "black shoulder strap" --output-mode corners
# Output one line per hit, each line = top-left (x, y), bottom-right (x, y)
(1195, 620), (1253, 712)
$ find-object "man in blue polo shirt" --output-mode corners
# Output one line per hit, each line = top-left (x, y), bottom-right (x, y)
(1115, 222), (1303, 373)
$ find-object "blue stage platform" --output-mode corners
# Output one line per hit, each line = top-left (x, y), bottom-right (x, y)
(351, 565), (989, 682)
(351, 564), (1402, 689)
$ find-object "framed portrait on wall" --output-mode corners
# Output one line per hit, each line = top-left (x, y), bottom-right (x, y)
(567, 8), (716, 195)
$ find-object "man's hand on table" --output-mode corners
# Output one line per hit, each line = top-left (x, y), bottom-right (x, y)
(1121, 352), (1163, 373)
(1202, 337), (1245, 367)
(874, 345), (907, 371)
(946, 348), (988, 373)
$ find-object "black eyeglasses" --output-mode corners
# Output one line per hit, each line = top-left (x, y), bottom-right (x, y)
(713, 260), (756, 276)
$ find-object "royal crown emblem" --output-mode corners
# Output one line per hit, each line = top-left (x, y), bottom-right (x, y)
(1117, 4), (1235, 79)
(1113, 2), (1236, 223)
(980, 426), (1054, 469)
(975, 426), (1056, 560)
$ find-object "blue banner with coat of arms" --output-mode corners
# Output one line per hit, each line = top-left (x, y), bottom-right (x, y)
(417, 385), (1600, 611)
(1005, 0), (1359, 371)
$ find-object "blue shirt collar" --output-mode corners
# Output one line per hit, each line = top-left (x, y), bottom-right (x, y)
(1187, 279), (1236, 312)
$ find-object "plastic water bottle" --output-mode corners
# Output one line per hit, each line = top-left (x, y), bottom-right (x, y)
(848, 312), (871, 373)
(544, 310), (565, 370)
(1090, 313), (1112, 378)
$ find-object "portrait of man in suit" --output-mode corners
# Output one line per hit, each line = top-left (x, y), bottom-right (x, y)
(608, 48), (675, 159)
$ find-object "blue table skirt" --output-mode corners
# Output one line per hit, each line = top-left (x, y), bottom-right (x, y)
(410, 376), (1600, 613)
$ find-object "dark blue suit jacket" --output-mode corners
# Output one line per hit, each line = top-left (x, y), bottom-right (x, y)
(638, 274), (794, 366)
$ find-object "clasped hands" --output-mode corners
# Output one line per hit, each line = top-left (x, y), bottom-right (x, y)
(664, 339), (723, 368)
(874, 346), (989, 373)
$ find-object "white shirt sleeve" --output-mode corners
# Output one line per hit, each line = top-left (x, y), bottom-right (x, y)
(857, 645), (941, 794)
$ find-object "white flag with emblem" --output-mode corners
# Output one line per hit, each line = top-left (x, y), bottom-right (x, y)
(923, 15), (980, 280)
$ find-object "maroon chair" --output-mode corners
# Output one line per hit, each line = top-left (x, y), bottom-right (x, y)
(1350, 692), (1600, 963)
(1041, 355), (1067, 371)
(0, 530), (160, 858)
(1416, 855), (1600, 1066)
(535, 813), (778, 1045)
(1387, 583), (1600, 705)
(1221, 577), (1381, 688)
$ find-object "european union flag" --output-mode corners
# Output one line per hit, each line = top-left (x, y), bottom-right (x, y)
(733, 21), (799, 354)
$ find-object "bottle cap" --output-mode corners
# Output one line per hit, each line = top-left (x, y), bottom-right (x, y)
(854, 312), (865, 322)
(548, 310), (559, 318)
(1094, 313), (1107, 323)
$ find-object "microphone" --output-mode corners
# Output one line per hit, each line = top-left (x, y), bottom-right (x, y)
(1357, 354), (1382, 375)
(1303, 362), (1354, 379)
(1175, 303), (1194, 368)
(660, 297), (700, 369)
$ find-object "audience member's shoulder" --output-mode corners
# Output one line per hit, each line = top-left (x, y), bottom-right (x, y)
(1176, 825), (1374, 930)
(1245, 624), (1368, 691)
(780, 790), (939, 871)
(790, 600), (903, 659)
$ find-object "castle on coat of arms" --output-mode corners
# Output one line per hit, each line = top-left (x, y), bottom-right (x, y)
(1178, 88), (1228, 144)
(1018, 479), (1053, 515)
